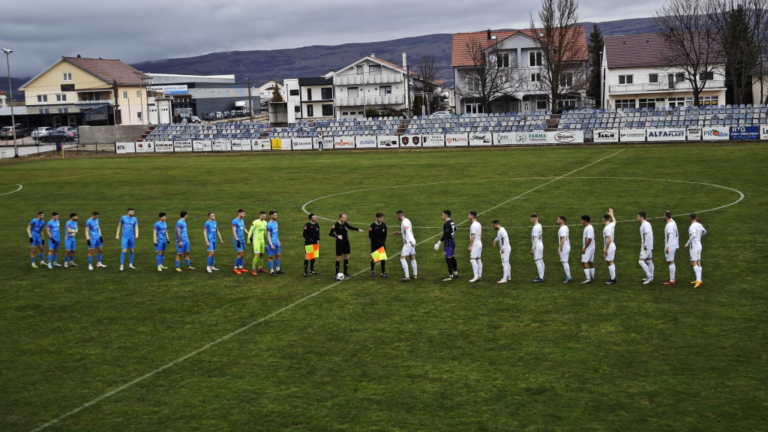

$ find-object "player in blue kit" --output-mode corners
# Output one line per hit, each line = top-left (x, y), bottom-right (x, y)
(64, 213), (79, 268)
(175, 211), (194, 272)
(266, 211), (285, 276)
(116, 208), (139, 272)
(45, 212), (62, 269)
(27, 211), (46, 268)
(85, 211), (106, 271)
(204, 212), (224, 273)
(153, 212), (171, 272)
(231, 209), (247, 274)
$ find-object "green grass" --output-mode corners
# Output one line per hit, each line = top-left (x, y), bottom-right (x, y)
(1, 144), (766, 431)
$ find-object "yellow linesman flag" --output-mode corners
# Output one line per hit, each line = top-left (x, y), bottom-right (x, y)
(371, 247), (387, 263)
(305, 243), (319, 260)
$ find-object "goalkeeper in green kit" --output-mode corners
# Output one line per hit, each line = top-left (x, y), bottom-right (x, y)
(247, 211), (269, 276)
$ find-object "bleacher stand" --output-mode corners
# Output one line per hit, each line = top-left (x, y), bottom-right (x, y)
(404, 112), (551, 135)
(144, 121), (271, 141)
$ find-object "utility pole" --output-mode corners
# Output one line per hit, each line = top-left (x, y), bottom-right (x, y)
(112, 80), (120, 125)
(3, 48), (17, 157)
(247, 77), (253, 122)
(406, 65), (411, 119)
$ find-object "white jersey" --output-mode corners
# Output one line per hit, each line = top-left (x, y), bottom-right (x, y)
(583, 224), (595, 249)
(665, 220), (679, 249)
(686, 222), (706, 247)
(400, 218), (415, 245)
(531, 223), (543, 248)
(603, 222), (616, 249)
(470, 221), (482, 247)
(495, 227), (510, 251)
(640, 220), (653, 250)
(558, 225), (570, 251)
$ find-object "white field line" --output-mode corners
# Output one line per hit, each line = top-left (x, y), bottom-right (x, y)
(29, 150), (624, 432)
(0, 184), (22, 196)
(0, 171), (121, 199)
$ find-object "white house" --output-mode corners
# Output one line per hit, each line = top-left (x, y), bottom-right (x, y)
(331, 54), (414, 119)
(601, 33), (726, 110)
(259, 80), (284, 101)
(283, 76), (335, 123)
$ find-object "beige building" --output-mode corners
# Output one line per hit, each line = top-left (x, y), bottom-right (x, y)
(20, 56), (149, 126)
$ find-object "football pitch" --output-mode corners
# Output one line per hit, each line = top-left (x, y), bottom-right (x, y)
(1, 143), (766, 431)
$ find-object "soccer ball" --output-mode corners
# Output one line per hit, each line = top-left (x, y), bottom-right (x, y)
(336, 273), (345, 281)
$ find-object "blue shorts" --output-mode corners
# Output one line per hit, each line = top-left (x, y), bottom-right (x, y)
(207, 240), (217, 252)
(155, 241), (167, 253)
(65, 238), (76, 251)
(49, 238), (60, 251)
(268, 243), (281, 256)
(31, 236), (43, 247)
(177, 241), (190, 254)
(121, 237), (135, 250)
(234, 238), (245, 252)
(89, 237), (103, 249)
(444, 246), (455, 258)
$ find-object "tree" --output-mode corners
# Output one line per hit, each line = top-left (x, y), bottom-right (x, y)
(418, 55), (440, 115)
(586, 23), (604, 106)
(654, 0), (719, 106)
(412, 94), (424, 117)
(270, 84), (284, 102)
(455, 37), (526, 113)
(529, 0), (589, 110)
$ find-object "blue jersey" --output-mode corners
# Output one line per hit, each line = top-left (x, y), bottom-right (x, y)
(29, 218), (45, 237)
(120, 215), (137, 238)
(267, 221), (279, 243)
(86, 218), (100, 239)
(231, 218), (245, 241)
(65, 220), (77, 239)
(154, 221), (167, 241)
(204, 220), (218, 241)
(176, 219), (188, 242)
(47, 220), (60, 240)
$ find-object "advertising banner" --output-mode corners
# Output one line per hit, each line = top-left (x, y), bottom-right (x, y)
(761, 125), (768, 139)
(270, 138), (283, 150)
(730, 126), (758, 140)
(445, 134), (469, 147)
(334, 136), (355, 149)
(355, 136), (377, 149)
(421, 134), (445, 147)
(192, 140), (211, 152)
(400, 135), (422, 147)
(593, 130), (619, 143)
(252, 139), (271, 151)
(135, 141), (155, 153)
(292, 138), (313, 150)
(232, 139), (252, 151)
(469, 133), (492, 146)
(173, 140), (193, 153)
(155, 141), (174, 153)
(686, 126), (702, 141)
(116, 142), (136, 154)
(702, 127), (730, 141)
(212, 139), (232, 151)
(377, 135), (399, 149)
(620, 130), (647, 142)
(647, 129), (686, 142)
(511, 132), (548, 145)
(313, 137), (332, 150)
(547, 131), (584, 144)
(280, 139), (292, 151)
(492, 133), (514, 145)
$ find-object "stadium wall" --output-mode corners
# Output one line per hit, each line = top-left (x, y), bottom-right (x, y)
(79, 125), (148, 144)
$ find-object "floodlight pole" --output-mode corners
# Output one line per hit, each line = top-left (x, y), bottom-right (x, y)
(3, 48), (18, 157)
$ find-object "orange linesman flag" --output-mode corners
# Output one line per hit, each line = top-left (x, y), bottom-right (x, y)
(371, 247), (387, 263)
(305, 244), (319, 260)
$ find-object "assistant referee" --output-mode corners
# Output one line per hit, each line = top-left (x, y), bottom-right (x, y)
(369, 212), (388, 277)
(329, 213), (364, 277)
(303, 213), (320, 277)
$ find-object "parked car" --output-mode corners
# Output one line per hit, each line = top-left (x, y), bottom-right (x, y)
(31, 127), (55, 138)
(40, 129), (77, 142)
(205, 113), (217, 121)
(215, 112), (223, 119)
(230, 110), (239, 118)
(0, 124), (29, 139)
(189, 116), (202, 124)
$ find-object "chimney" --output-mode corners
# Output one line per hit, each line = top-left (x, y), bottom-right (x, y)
(371, 53), (376, 58)
(487, 29), (492, 40)
(402, 52), (407, 69)
(0, 93), (6, 109)
(77, 54), (81, 58)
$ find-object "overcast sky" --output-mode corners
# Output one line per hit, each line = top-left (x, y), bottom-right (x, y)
(1, 0), (663, 77)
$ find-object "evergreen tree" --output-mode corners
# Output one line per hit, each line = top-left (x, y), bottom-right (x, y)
(412, 95), (424, 117)
(270, 83), (284, 102)
(586, 24), (604, 106)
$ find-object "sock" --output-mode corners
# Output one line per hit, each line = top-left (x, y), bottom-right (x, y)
(590, 267), (595, 279)
(381, 260), (386, 273)
(276, 259), (281, 270)
(476, 259), (482, 277)
(31, 256), (35, 264)
(176, 259), (180, 268)
(647, 261), (655, 277)
(535, 260), (545, 279)
(157, 255), (162, 266)
(609, 264), (616, 280)
(185, 259), (190, 267)
(97, 254), (102, 263)
(471, 260), (478, 278)
(253, 256), (258, 269)
(129, 252), (134, 264)
(585, 268), (591, 279)
(371, 261), (375, 272)
(502, 262), (510, 280)
(445, 257), (453, 275)
(639, 261), (650, 278)
(563, 263), (571, 278)
(695, 265), (702, 282)
(160, 255), (164, 265)
(305, 260), (309, 272)
(40, 253), (45, 263)
(310, 258), (315, 271)
(88, 256), (93, 264)
(269, 260), (274, 271)
(670, 264), (676, 281)
(335, 261), (340, 274)
(210, 256), (215, 267)
(121, 252), (126, 265)
(410, 259), (417, 276)
(52, 254), (57, 263)
(400, 258), (409, 278)
(343, 259), (348, 274)
(451, 257), (458, 274)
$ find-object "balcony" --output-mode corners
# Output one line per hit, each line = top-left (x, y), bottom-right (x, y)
(335, 94), (405, 107)
(609, 80), (726, 94)
(333, 74), (404, 86)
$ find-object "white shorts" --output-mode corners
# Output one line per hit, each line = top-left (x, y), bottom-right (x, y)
(532, 243), (543, 260)
(604, 245), (616, 262)
(665, 247), (677, 262)
(559, 247), (570, 263)
(640, 248), (652, 260)
(581, 248), (595, 263)
(470, 244), (483, 259)
(689, 244), (702, 261)
(500, 249), (510, 263)
(401, 243), (416, 257)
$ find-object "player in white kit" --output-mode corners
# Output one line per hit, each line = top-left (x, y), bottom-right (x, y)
(663, 211), (679, 285)
(685, 213), (707, 289)
(492, 220), (511, 284)
(556, 216), (572, 283)
(581, 215), (596, 284)
(637, 212), (655, 285)
(530, 213), (545, 282)
(393, 210), (417, 281)
(468, 211), (483, 282)
(602, 209), (617, 285)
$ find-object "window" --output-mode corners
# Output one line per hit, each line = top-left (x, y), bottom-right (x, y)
(306, 88), (313, 101)
(321, 88), (333, 99)
(467, 77), (480, 92)
(357, 65), (364, 75)
(37, 95), (47, 103)
(137, 112), (142, 121)
(62, 73), (72, 82)
(529, 51), (543, 66)
(68, 116), (76, 127)
(369, 65), (381, 75)
(699, 95), (719, 106)
(639, 98), (665, 109)
(307, 105), (314, 117)
(289, 89), (299, 96)
(348, 87), (359, 98)
(649, 73), (658, 83)
(536, 97), (548, 110)
(615, 99), (636, 110)
(40, 108), (49, 114)
(667, 97), (690, 107)
(57, 108), (68, 114)
(618, 75), (633, 84)
(560, 72), (573, 87)
(294, 106), (301, 113)
(379, 85), (392, 96)
(499, 52), (510, 68)
(322, 104), (333, 116)
(137, 90), (142, 99)
(61, 84), (75, 92)
(56, 94), (67, 102)
(123, 91), (128, 99)
(530, 73), (541, 83)
(699, 71), (714, 80)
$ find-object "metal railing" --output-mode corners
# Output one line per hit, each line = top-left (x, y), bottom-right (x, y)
(333, 74), (404, 85)
(609, 80), (726, 94)
(336, 95), (405, 107)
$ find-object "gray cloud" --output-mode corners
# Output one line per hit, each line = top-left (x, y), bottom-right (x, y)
(1, 0), (664, 78)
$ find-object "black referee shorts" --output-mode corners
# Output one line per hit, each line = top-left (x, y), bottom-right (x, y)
(336, 240), (351, 256)
(371, 244), (385, 253)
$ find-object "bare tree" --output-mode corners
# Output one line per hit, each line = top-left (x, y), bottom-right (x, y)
(748, 0), (768, 103)
(654, 0), (720, 106)
(418, 55), (440, 114)
(529, 0), (589, 110)
(455, 37), (526, 113)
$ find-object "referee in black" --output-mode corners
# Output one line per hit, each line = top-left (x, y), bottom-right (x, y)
(303, 213), (320, 277)
(329, 213), (364, 277)
(369, 212), (389, 277)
